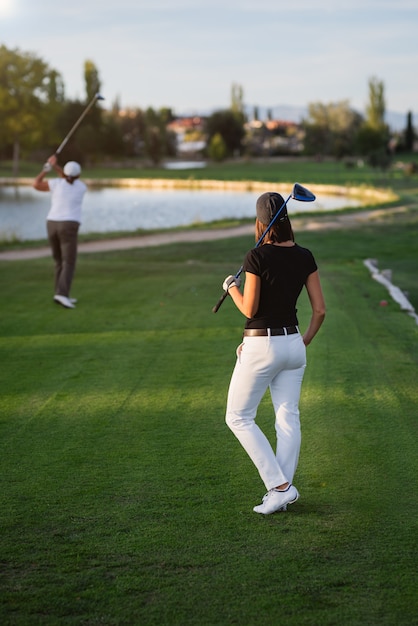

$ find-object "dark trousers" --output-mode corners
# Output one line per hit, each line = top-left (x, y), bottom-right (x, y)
(47, 220), (79, 297)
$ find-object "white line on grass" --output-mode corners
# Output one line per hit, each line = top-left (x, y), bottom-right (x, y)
(364, 258), (418, 325)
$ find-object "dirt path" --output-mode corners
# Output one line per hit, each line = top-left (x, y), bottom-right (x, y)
(0, 206), (409, 261)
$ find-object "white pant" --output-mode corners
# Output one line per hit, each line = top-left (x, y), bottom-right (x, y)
(225, 331), (306, 491)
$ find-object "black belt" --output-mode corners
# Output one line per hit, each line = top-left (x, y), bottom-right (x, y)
(243, 326), (299, 337)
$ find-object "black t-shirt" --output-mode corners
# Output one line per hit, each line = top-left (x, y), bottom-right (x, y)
(243, 243), (318, 329)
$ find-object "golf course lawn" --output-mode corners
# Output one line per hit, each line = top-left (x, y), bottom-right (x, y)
(0, 213), (417, 624)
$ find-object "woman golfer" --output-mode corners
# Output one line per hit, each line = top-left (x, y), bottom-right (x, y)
(223, 191), (326, 514)
(33, 155), (87, 309)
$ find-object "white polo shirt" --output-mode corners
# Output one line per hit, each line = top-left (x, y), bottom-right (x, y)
(47, 178), (87, 223)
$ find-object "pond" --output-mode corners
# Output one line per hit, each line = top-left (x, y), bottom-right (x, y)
(0, 184), (361, 242)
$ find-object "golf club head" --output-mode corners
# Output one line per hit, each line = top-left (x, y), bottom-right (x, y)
(95, 93), (105, 101)
(292, 183), (316, 202)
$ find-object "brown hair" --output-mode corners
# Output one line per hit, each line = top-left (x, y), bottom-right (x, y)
(255, 217), (295, 244)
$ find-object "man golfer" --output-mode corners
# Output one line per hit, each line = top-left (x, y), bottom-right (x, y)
(33, 155), (87, 309)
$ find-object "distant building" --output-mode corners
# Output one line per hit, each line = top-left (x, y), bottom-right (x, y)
(167, 117), (207, 156)
(244, 119), (304, 156)
(167, 115), (305, 158)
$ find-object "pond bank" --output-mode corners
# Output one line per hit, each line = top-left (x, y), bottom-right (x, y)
(0, 177), (398, 204)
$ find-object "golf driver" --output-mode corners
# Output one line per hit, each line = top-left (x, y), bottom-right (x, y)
(43, 93), (105, 170)
(212, 183), (316, 313)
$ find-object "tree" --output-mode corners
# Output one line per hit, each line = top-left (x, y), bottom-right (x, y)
(46, 70), (65, 104)
(365, 76), (386, 131)
(208, 132), (227, 162)
(303, 100), (363, 158)
(99, 112), (126, 158)
(53, 60), (105, 164)
(84, 59), (101, 101)
(120, 108), (147, 157)
(0, 44), (63, 173)
(53, 98), (103, 164)
(231, 82), (245, 118)
(357, 77), (390, 167)
(205, 110), (245, 158)
(142, 107), (176, 164)
(84, 62), (102, 129)
(145, 125), (163, 165)
(404, 111), (415, 152)
(40, 69), (66, 154)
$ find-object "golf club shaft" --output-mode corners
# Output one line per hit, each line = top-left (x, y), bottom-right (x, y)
(55, 94), (101, 155)
(212, 194), (290, 313)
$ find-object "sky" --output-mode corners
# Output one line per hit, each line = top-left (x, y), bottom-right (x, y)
(1, 0), (417, 121)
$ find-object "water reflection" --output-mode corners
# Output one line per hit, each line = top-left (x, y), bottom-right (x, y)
(0, 185), (361, 242)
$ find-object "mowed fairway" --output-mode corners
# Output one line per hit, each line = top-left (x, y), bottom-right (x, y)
(0, 220), (417, 625)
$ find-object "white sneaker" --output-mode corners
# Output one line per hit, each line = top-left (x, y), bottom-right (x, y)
(54, 295), (75, 309)
(253, 485), (299, 515)
(255, 492), (287, 512)
(70, 298), (77, 304)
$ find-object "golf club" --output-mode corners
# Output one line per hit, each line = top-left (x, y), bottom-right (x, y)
(212, 183), (316, 313)
(43, 93), (105, 170)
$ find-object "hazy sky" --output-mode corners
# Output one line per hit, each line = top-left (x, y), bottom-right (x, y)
(1, 0), (417, 116)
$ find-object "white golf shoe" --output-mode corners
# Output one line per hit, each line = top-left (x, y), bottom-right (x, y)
(53, 295), (75, 309)
(253, 485), (299, 515)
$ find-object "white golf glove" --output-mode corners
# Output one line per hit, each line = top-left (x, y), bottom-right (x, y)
(222, 275), (241, 292)
(43, 162), (52, 172)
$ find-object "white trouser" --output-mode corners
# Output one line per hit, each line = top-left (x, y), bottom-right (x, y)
(225, 331), (306, 491)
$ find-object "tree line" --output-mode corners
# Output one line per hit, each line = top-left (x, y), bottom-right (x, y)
(0, 45), (415, 174)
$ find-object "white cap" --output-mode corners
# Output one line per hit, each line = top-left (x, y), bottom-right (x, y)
(63, 161), (81, 177)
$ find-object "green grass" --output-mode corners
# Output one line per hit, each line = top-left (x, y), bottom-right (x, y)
(0, 217), (417, 625)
